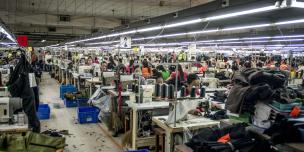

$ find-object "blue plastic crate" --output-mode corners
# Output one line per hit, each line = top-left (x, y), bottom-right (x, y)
(64, 98), (77, 108)
(60, 85), (77, 99)
(125, 149), (150, 152)
(77, 106), (99, 124)
(37, 104), (50, 120)
(77, 98), (89, 107)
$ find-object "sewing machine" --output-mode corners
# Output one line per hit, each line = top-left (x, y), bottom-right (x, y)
(92, 63), (101, 77)
(0, 97), (23, 123)
(120, 74), (134, 91)
(78, 65), (93, 77)
(102, 71), (116, 85)
(201, 78), (219, 88)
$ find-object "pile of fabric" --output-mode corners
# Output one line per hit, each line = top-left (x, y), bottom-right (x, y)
(186, 123), (272, 152)
(0, 131), (65, 152)
(226, 68), (294, 114)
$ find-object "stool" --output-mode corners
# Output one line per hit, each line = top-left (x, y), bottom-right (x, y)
(154, 128), (165, 152)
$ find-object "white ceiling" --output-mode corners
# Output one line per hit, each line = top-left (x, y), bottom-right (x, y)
(0, 0), (213, 46)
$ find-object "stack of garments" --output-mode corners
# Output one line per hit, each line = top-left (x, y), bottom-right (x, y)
(210, 91), (227, 103)
(226, 68), (292, 114)
(186, 123), (272, 152)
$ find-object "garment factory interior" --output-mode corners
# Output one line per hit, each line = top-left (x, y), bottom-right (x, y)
(1, 0), (304, 152)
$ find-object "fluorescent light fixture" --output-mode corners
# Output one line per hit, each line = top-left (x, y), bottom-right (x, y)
(97, 34), (304, 48)
(205, 6), (277, 21)
(0, 26), (16, 42)
(291, 0), (304, 8)
(86, 40), (119, 46)
(132, 18), (304, 41)
(274, 18), (304, 25)
(137, 26), (163, 32)
(41, 40), (46, 43)
(0, 42), (17, 45)
(164, 19), (202, 28)
(222, 24), (271, 31)
(65, 4), (281, 44)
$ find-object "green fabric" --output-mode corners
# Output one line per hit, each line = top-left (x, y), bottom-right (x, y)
(26, 131), (65, 152)
(0, 131), (65, 152)
(6, 134), (26, 152)
(0, 134), (5, 151)
(161, 70), (170, 80)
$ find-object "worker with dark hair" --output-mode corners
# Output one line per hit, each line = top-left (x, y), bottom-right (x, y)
(157, 65), (170, 80)
(142, 59), (152, 78)
(185, 73), (200, 96)
(126, 59), (135, 74)
(107, 56), (116, 70)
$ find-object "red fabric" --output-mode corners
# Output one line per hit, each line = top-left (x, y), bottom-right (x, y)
(290, 106), (301, 117)
(17, 35), (28, 47)
(118, 83), (123, 115)
(170, 71), (188, 81)
(217, 134), (231, 143)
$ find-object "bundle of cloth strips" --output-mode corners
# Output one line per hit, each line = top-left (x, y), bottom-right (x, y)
(186, 123), (273, 152)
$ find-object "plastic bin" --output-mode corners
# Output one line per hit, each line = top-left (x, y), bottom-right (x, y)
(37, 104), (50, 120)
(77, 107), (99, 124)
(77, 98), (89, 107)
(64, 98), (77, 108)
(60, 85), (77, 99)
(125, 149), (150, 152)
(271, 101), (302, 111)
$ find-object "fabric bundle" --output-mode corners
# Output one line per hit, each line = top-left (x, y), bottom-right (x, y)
(186, 123), (272, 152)
(226, 68), (291, 114)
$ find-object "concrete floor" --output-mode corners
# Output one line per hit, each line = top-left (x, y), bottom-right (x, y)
(39, 73), (121, 152)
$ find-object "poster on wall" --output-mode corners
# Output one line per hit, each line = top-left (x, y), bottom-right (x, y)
(139, 45), (145, 56)
(120, 36), (131, 49)
(188, 43), (197, 60)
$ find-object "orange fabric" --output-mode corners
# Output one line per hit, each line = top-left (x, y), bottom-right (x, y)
(290, 106), (301, 117)
(142, 67), (152, 78)
(280, 64), (288, 71)
(199, 65), (208, 73)
(217, 134), (231, 143)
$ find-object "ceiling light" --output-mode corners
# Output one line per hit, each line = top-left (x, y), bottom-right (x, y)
(41, 40), (46, 42)
(205, 6), (278, 21)
(65, 3), (282, 44)
(291, 0), (304, 8)
(0, 26), (16, 42)
(163, 19), (202, 28)
(274, 18), (304, 25)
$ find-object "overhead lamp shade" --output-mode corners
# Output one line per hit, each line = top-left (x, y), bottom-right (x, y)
(17, 35), (28, 47)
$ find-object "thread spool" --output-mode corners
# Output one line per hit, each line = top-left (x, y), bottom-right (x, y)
(200, 86), (206, 97)
(190, 86), (196, 98)
(155, 84), (161, 97)
(168, 84), (174, 99)
(180, 86), (186, 97)
(161, 84), (168, 99)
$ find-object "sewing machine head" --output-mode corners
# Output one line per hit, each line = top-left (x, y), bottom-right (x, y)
(78, 66), (93, 75)
(201, 78), (219, 88)
(0, 97), (22, 123)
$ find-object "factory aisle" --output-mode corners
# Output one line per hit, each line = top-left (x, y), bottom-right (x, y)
(39, 73), (121, 152)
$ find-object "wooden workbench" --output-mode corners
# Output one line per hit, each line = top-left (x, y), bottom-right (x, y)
(126, 100), (170, 150)
(152, 115), (220, 152)
(0, 124), (28, 134)
(86, 77), (103, 96)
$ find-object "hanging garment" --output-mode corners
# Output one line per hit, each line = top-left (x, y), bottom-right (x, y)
(7, 53), (40, 133)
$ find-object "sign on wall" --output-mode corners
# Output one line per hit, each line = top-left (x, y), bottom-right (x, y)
(120, 36), (131, 49)
(17, 35), (28, 47)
